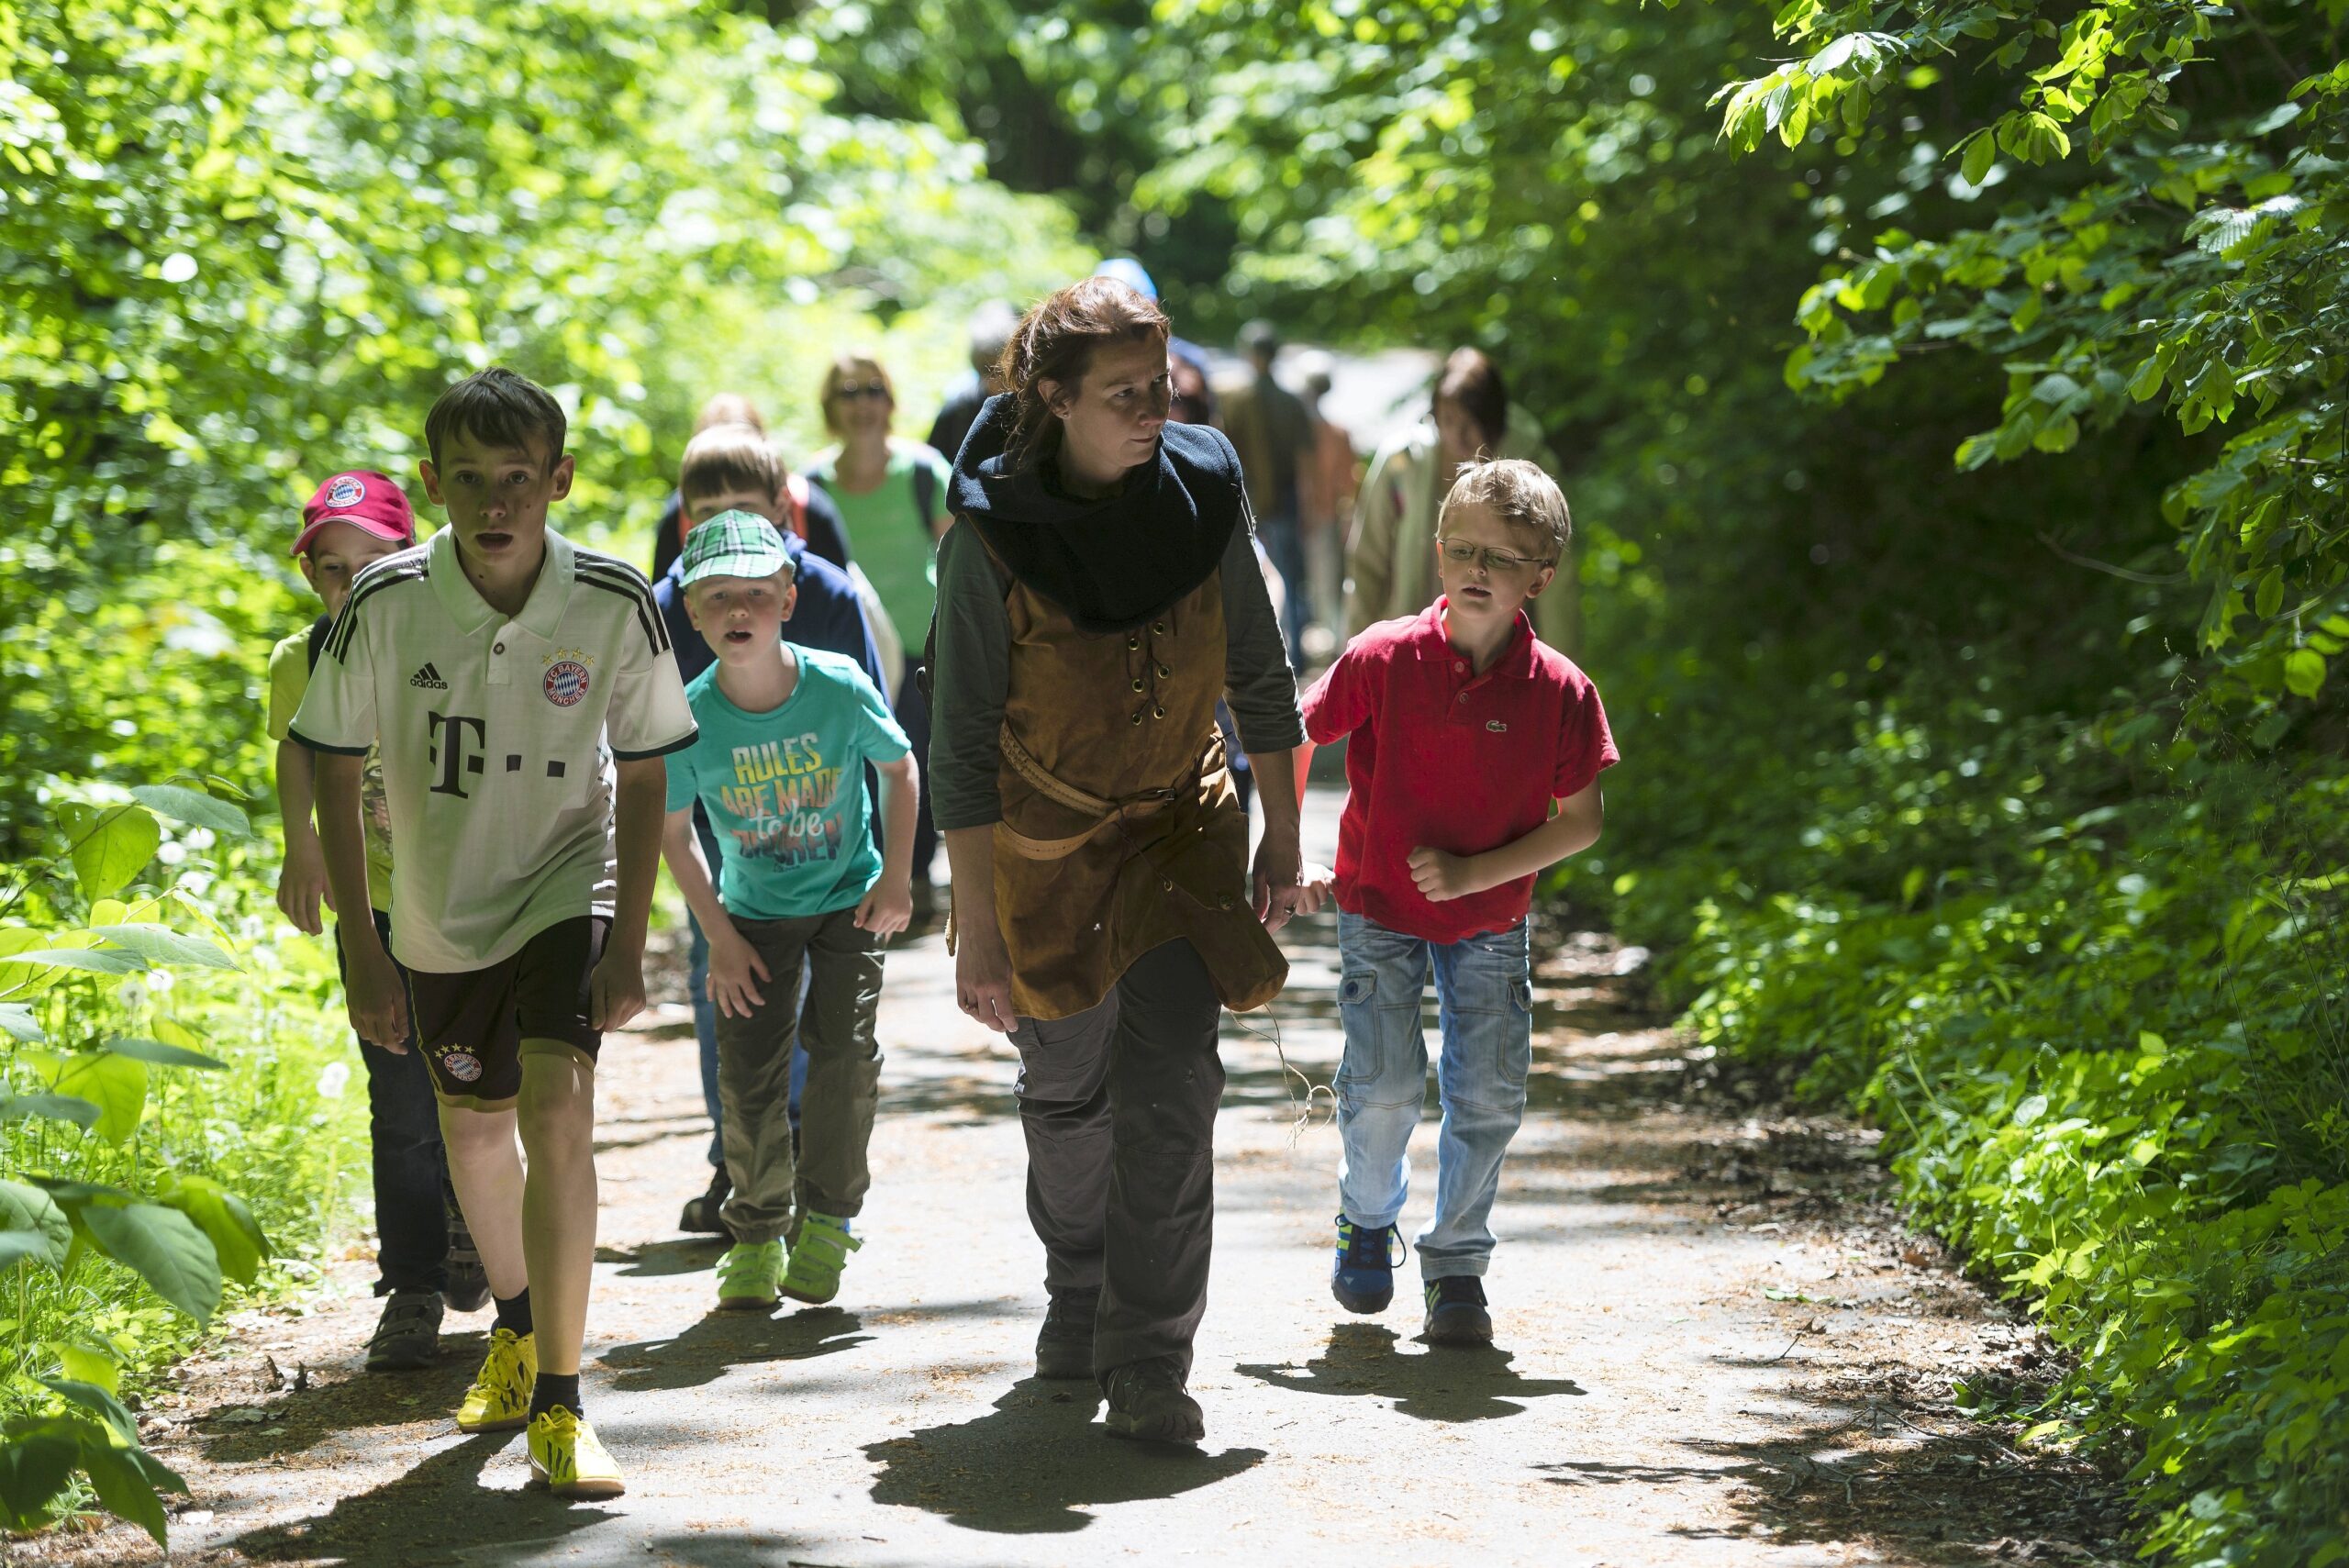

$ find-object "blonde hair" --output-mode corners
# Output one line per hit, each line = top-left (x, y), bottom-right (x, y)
(1441, 459), (1570, 561)
(818, 354), (896, 437)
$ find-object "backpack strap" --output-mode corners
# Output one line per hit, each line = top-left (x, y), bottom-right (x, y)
(304, 612), (333, 673)
(786, 472), (811, 540)
(911, 457), (939, 539)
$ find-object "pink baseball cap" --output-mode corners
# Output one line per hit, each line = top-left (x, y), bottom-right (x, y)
(290, 471), (417, 557)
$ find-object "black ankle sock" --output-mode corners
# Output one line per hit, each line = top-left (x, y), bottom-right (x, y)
(493, 1287), (532, 1338)
(529, 1373), (582, 1420)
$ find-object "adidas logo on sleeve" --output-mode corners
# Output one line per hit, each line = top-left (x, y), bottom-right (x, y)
(409, 662), (448, 689)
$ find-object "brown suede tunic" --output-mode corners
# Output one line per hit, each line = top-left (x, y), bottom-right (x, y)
(985, 565), (1287, 1021)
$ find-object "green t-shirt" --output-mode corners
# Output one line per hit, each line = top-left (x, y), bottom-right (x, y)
(665, 647), (912, 920)
(807, 439), (952, 663)
(267, 622), (395, 913)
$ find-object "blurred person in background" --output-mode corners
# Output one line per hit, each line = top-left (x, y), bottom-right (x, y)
(1295, 352), (1359, 665)
(927, 300), (1021, 467)
(650, 395), (851, 581)
(1221, 319), (1316, 667)
(808, 354), (955, 920)
(1345, 348), (1579, 657)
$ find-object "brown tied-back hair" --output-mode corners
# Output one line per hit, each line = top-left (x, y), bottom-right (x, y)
(1435, 348), (1508, 453)
(1441, 459), (1571, 562)
(996, 276), (1172, 471)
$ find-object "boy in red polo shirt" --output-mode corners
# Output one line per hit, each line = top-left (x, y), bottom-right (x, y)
(1299, 459), (1616, 1345)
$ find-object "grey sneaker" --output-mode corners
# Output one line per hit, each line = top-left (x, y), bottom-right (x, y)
(366, 1289), (444, 1373)
(1034, 1288), (1098, 1381)
(1102, 1360), (1204, 1445)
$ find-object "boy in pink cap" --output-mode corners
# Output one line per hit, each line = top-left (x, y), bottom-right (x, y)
(268, 471), (488, 1372)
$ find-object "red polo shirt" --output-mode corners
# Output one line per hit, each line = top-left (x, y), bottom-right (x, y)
(1303, 600), (1618, 944)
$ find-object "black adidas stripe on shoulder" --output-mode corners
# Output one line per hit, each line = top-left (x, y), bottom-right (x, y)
(325, 558), (429, 662)
(574, 559), (669, 656)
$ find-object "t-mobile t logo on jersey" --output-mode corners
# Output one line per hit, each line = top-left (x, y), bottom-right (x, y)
(428, 712), (487, 797)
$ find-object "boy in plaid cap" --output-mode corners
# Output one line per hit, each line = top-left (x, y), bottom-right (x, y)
(659, 512), (918, 1313)
(267, 471), (490, 1371)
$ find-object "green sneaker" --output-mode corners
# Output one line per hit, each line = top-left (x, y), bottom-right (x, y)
(781, 1212), (863, 1305)
(715, 1240), (784, 1311)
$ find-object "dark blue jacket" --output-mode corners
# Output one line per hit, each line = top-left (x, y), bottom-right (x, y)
(654, 528), (883, 692)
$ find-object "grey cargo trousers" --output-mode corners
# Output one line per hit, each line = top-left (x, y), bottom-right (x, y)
(1008, 938), (1226, 1384)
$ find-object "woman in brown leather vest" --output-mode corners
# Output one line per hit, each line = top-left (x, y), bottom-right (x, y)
(929, 276), (1315, 1444)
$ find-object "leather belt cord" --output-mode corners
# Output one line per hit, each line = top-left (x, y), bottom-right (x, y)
(995, 722), (1206, 862)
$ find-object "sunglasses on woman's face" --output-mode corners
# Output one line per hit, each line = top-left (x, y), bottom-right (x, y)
(830, 380), (890, 401)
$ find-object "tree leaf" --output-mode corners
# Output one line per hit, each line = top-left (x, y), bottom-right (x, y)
(129, 784), (253, 840)
(1960, 131), (1997, 186)
(49, 1340), (120, 1396)
(0, 1002), (43, 1042)
(0, 1179), (72, 1266)
(2, 948), (147, 976)
(2285, 648), (2325, 698)
(53, 805), (161, 902)
(87, 924), (239, 973)
(0, 1232), (58, 1273)
(76, 1434), (170, 1546)
(80, 1204), (222, 1324)
(103, 1037), (228, 1072)
(160, 1175), (268, 1286)
(0, 1094), (103, 1129)
(0, 1422), (80, 1529)
(47, 1053), (149, 1145)
(38, 1378), (139, 1448)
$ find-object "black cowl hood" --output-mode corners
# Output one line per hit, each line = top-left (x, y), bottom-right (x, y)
(947, 394), (1244, 634)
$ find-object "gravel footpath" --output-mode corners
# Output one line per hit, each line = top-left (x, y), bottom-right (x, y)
(28, 791), (2127, 1568)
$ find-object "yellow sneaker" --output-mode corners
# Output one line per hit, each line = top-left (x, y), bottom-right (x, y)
(528, 1407), (626, 1499)
(454, 1327), (536, 1433)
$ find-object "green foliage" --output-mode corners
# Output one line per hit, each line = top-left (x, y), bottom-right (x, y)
(0, 0), (1090, 852)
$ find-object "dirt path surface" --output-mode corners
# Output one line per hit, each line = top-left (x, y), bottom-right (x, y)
(36, 791), (2125, 1568)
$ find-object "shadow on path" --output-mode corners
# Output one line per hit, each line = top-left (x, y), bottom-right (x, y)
(864, 1379), (1265, 1533)
(595, 1236), (725, 1278)
(1237, 1323), (1586, 1423)
(597, 1306), (869, 1394)
(226, 1432), (614, 1565)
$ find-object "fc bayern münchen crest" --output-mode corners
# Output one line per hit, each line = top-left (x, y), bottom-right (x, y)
(326, 474), (366, 508)
(442, 1051), (484, 1083)
(544, 660), (591, 707)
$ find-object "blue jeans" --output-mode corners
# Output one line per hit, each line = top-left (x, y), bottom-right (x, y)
(1334, 910), (1531, 1280)
(686, 812), (807, 1167)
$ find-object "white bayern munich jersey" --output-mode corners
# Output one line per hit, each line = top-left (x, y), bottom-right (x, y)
(291, 526), (696, 973)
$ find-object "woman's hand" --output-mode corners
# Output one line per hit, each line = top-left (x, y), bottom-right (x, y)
(1252, 829), (1310, 934)
(955, 917), (1018, 1035)
(706, 922), (772, 1019)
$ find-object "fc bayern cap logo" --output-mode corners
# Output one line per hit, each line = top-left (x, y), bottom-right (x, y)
(325, 474), (366, 509)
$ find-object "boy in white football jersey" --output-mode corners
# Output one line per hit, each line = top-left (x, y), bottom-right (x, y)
(293, 368), (696, 1498)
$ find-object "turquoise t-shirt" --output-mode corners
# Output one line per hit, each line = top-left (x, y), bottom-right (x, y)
(665, 647), (912, 920)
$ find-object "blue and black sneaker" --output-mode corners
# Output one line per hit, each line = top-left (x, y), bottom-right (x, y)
(1330, 1214), (1406, 1314)
(1423, 1275), (1495, 1345)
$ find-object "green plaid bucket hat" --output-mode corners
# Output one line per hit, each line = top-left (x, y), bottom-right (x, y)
(678, 510), (795, 588)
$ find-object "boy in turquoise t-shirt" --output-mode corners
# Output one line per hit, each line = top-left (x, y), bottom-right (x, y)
(659, 512), (918, 1313)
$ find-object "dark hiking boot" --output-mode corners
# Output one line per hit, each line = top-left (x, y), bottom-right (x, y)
(442, 1207), (490, 1314)
(366, 1289), (445, 1373)
(1102, 1361), (1204, 1445)
(1034, 1287), (1099, 1381)
(680, 1164), (731, 1235)
(1331, 1214), (1405, 1314)
(1423, 1275), (1495, 1346)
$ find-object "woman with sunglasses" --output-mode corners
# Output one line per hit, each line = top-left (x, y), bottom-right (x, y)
(808, 354), (957, 917)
